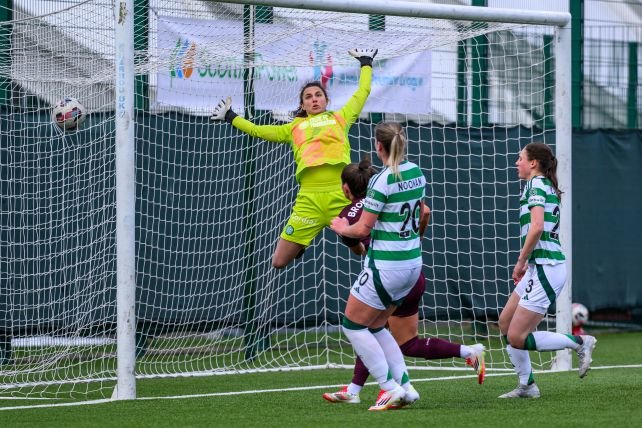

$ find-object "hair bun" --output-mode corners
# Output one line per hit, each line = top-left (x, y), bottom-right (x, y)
(358, 157), (371, 171)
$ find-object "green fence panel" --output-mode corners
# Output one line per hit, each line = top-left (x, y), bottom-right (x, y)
(572, 130), (642, 310)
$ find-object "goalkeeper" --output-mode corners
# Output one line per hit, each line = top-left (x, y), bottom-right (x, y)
(212, 48), (377, 269)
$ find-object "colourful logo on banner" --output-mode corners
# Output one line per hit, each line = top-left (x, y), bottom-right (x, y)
(170, 37), (197, 80)
(309, 41), (333, 89)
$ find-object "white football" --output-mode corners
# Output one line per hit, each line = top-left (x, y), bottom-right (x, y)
(572, 302), (589, 327)
(52, 97), (86, 130)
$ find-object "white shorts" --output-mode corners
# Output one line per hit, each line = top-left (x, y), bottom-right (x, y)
(515, 263), (567, 314)
(350, 265), (422, 310)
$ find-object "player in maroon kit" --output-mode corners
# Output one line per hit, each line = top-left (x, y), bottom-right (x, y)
(323, 158), (486, 406)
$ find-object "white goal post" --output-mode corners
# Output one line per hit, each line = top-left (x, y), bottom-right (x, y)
(0, 0), (571, 401)
(114, 0), (137, 400)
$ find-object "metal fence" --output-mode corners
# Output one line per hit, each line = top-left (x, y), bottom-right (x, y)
(581, 25), (642, 129)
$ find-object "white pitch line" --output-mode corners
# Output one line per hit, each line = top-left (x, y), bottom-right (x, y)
(1, 364), (640, 411)
(0, 398), (112, 411)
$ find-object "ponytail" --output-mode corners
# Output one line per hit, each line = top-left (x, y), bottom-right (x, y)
(524, 142), (563, 200)
(375, 122), (407, 180)
(548, 156), (562, 199)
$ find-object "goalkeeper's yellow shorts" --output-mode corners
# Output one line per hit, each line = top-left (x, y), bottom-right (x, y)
(280, 183), (350, 246)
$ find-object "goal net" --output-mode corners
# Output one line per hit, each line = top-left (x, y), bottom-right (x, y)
(0, 0), (566, 399)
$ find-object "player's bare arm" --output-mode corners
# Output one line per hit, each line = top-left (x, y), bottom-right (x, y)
(419, 201), (431, 237)
(330, 211), (376, 239)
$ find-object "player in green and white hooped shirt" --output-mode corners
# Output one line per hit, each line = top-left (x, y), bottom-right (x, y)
(330, 122), (426, 411)
(497, 142), (597, 399)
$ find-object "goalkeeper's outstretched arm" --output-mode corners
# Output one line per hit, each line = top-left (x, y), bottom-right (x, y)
(210, 96), (292, 143)
(338, 48), (378, 124)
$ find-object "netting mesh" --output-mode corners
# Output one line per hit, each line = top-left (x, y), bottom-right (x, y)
(0, 0), (559, 399)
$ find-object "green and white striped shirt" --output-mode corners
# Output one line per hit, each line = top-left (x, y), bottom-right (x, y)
(363, 161), (426, 270)
(520, 176), (566, 265)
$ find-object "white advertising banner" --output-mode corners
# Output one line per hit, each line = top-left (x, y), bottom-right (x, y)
(156, 16), (431, 115)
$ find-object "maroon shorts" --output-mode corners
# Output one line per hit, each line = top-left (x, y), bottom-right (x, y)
(392, 272), (425, 318)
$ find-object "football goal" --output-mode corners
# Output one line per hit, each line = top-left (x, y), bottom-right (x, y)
(0, 0), (571, 400)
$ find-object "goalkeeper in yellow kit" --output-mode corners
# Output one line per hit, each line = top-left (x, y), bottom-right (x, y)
(211, 48), (377, 269)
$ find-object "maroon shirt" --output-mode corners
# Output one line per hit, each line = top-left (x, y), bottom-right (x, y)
(338, 198), (371, 250)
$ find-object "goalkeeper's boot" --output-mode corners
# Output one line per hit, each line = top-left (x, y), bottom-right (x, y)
(368, 385), (405, 411)
(465, 343), (487, 384)
(498, 383), (540, 399)
(577, 335), (597, 378)
(322, 386), (360, 404)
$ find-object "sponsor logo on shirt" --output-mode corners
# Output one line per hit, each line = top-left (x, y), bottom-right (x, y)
(297, 115), (337, 130)
(528, 195), (545, 205)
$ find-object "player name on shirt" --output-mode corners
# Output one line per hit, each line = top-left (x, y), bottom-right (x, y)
(397, 177), (423, 191)
(339, 198), (370, 250)
(345, 199), (365, 218)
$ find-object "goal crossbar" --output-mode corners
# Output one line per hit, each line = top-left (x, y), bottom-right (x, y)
(217, 0), (571, 27)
